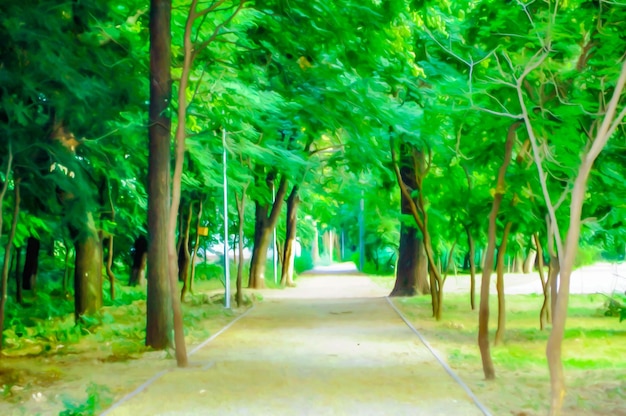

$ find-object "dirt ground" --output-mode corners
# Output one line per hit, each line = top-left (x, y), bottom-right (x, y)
(102, 267), (486, 415)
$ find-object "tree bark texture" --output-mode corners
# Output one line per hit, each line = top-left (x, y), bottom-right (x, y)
(248, 176), (288, 289)
(72, 212), (103, 321)
(390, 223), (429, 296)
(280, 186), (299, 287)
(146, 0), (173, 350)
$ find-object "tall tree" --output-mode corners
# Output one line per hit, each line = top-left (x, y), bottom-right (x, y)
(146, 0), (173, 350)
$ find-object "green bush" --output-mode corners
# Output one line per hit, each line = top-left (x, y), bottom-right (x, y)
(294, 250), (314, 275)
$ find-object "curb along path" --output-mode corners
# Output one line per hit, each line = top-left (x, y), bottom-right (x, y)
(103, 270), (488, 416)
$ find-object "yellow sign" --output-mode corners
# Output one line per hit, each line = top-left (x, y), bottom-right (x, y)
(197, 227), (209, 236)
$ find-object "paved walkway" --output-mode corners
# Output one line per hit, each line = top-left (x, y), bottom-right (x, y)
(103, 266), (486, 415)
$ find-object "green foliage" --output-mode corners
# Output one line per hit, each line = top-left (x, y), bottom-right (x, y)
(294, 251), (314, 275)
(59, 383), (113, 416)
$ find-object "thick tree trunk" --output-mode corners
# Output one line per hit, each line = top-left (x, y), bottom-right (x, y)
(235, 191), (246, 307)
(494, 221), (512, 346)
(466, 226), (476, 310)
(248, 176), (288, 289)
(179, 203), (193, 301)
(146, 0), (173, 351)
(280, 186), (299, 287)
(478, 121), (519, 380)
(0, 179), (20, 350)
(72, 212), (103, 321)
(534, 233), (549, 330)
(249, 214), (272, 289)
(22, 237), (40, 291)
(130, 236), (148, 286)
(390, 223), (429, 296)
(188, 200), (202, 296)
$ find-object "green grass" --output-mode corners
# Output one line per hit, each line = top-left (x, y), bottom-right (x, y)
(390, 290), (626, 414)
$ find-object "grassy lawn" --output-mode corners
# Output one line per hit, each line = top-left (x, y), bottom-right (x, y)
(376, 276), (626, 415)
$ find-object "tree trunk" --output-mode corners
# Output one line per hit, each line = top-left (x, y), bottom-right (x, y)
(14, 245), (22, 304)
(105, 236), (115, 301)
(235, 191), (246, 307)
(146, 0), (173, 351)
(390, 223), (430, 296)
(311, 222), (319, 264)
(523, 248), (536, 274)
(22, 237), (40, 291)
(390, 136), (444, 319)
(466, 226), (476, 310)
(494, 221), (512, 346)
(130, 236), (148, 286)
(534, 233), (549, 330)
(104, 178), (116, 300)
(72, 212), (103, 321)
(478, 121), (519, 380)
(249, 176), (288, 289)
(280, 186), (299, 287)
(0, 179), (20, 350)
(179, 203), (193, 301)
(188, 200), (202, 296)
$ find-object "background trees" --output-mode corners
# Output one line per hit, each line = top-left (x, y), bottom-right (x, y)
(1, 0), (625, 414)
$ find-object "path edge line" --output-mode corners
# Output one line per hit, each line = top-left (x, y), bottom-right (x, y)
(385, 297), (493, 416)
(100, 305), (255, 415)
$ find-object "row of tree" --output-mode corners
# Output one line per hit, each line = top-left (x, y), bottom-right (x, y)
(1, 1), (625, 414)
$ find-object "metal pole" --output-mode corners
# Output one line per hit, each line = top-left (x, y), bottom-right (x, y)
(222, 128), (231, 309)
(359, 190), (365, 271)
(272, 184), (278, 285)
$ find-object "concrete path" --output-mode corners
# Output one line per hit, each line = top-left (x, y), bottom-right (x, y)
(103, 266), (486, 416)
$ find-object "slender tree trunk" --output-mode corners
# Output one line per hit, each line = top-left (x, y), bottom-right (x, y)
(180, 203), (193, 301)
(105, 179), (116, 300)
(494, 221), (512, 346)
(14, 245), (22, 304)
(72, 212), (103, 321)
(280, 186), (299, 287)
(189, 200), (203, 296)
(478, 122), (520, 380)
(535, 233), (549, 330)
(0, 179), (20, 350)
(105, 236), (115, 301)
(466, 226), (476, 310)
(235, 191), (246, 306)
(22, 237), (40, 291)
(146, 0), (173, 351)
